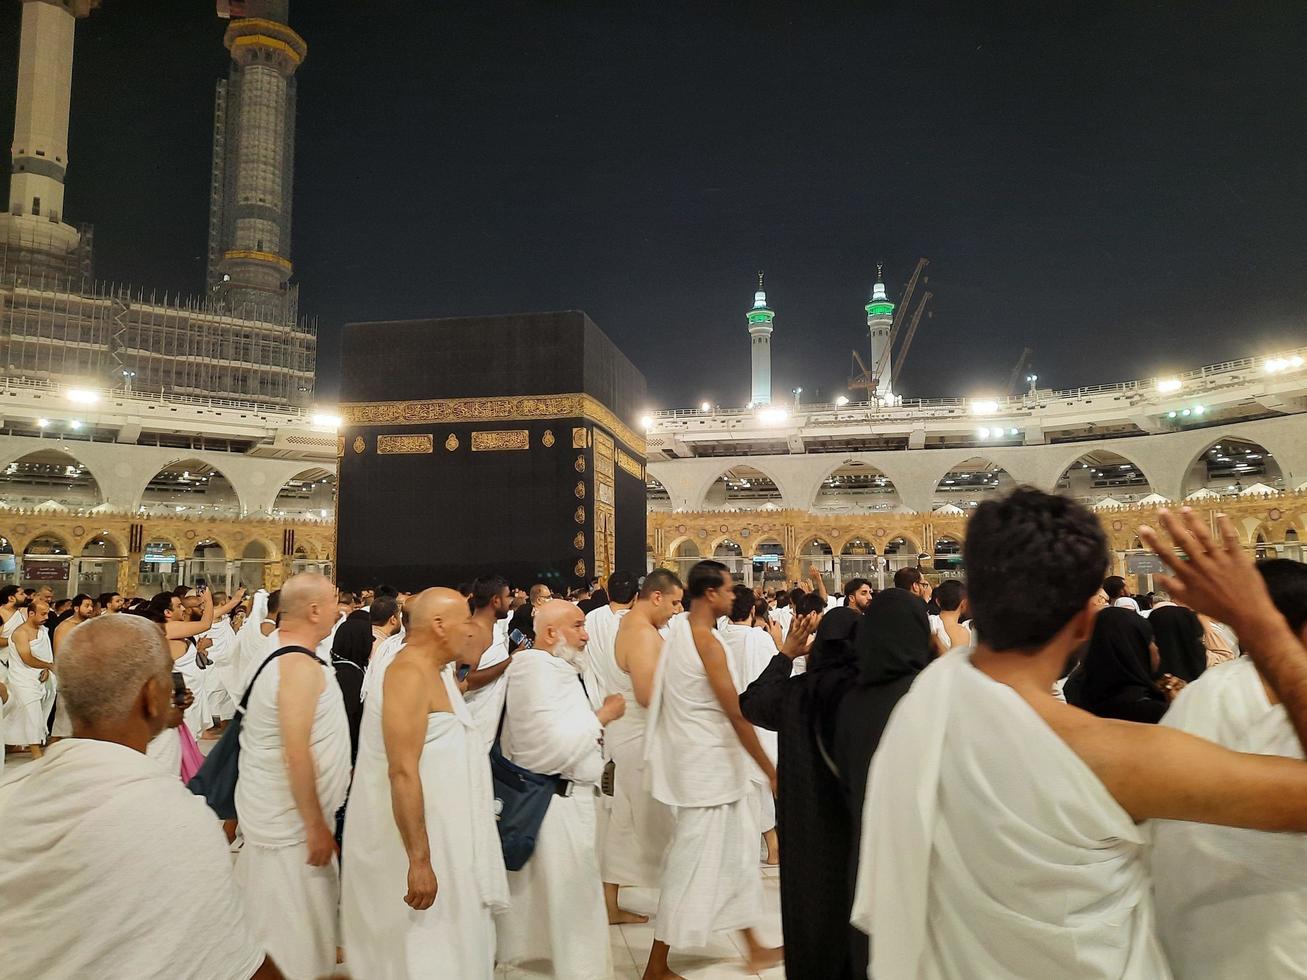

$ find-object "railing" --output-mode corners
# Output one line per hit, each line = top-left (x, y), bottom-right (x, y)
(0, 374), (314, 421)
(651, 343), (1307, 422)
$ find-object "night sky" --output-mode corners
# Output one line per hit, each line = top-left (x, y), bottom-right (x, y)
(3, 1), (1305, 410)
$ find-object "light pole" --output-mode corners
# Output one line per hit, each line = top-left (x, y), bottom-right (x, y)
(122, 369), (136, 394)
(1026, 373), (1038, 398)
(792, 386), (803, 409)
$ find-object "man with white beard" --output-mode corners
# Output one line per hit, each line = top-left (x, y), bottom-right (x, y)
(603, 568), (683, 924)
(581, 570), (638, 710)
(643, 561), (804, 980)
(234, 573), (351, 980)
(342, 588), (508, 979)
(496, 600), (626, 980)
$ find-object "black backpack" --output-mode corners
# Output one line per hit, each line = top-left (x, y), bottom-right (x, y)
(186, 645), (315, 820)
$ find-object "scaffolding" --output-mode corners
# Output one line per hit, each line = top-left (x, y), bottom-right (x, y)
(0, 242), (317, 409)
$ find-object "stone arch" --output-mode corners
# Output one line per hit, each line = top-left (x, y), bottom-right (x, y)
(666, 536), (699, 561)
(749, 536), (785, 559)
(1053, 448), (1158, 504)
(0, 446), (106, 510)
(697, 463), (788, 511)
(241, 537), (278, 561)
(1181, 435), (1285, 498)
(882, 532), (920, 556)
(135, 457), (245, 518)
(710, 537), (744, 558)
(810, 459), (903, 511)
(932, 457), (1018, 510)
(840, 535), (879, 556)
(272, 467), (336, 520)
(79, 532), (127, 557)
(16, 528), (72, 555)
(646, 474), (671, 512)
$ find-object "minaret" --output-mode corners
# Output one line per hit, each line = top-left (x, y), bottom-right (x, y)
(207, 1), (306, 323)
(0, 0), (101, 280)
(866, 264), (895, 399)
(748, 271), (775, 406)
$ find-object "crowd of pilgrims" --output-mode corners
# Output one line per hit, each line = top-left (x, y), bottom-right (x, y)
(1, 487), (1307, 978)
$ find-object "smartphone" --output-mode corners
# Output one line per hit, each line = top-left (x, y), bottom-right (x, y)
(508, 628), (531, 650)
(170, 671), (187, 708)
(196, 581), (208, 594)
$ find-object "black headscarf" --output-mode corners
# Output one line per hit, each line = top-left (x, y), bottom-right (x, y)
(1065, 607), (1167, 723)
(331, 617), (373, 670)
(1149, 605), (1207, 682)
(806, 607), (864, 749)
(834, 589), (932, 824)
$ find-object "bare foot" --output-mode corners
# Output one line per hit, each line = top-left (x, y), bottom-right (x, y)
(642, 939), (687, 980)
(763, 828), (780, 866)
(742, 929), (783, 975)
(609, 908), (649, 925)
(28, 744), (43, 760)
(604, 882), (649, 924)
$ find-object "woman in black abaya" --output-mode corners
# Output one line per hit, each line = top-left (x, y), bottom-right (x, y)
(1149, 605), (1207, 683)
(739, 607), (860, 980)
(832, 588), (933, 977)
(1065, 607), (1171, 722)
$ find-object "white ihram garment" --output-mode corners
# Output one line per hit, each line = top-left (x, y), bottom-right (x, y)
(853, 648), (1170, 979)
(0, 739), (264, 980)
(1150, 658), (1307, 980)
(600, 635), (673, 888)
(463, 637), (510, 750)
(146, 726), (183, 779)
(646, 614), (761, 947)
(581, 604), (628, 711)
(342, 663), (508, 979)
(496, 650), (611, 980)
(204, 617), (240, 709)
(176, 640), (212, 737)
(6, 625), (53, 746)
(720, 622), (779, 833)
(234, 654), (351, 980)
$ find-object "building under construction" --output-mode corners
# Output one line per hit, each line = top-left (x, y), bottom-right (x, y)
(0, 0), (315, 409)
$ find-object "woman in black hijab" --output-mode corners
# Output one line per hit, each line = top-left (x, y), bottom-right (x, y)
(1065, 607), (1168, 722)
(330, 616), (373, 762)
(832, 588), (932, 978)
(739, 607), (860, 980)
(1149, 605), (1207, 683)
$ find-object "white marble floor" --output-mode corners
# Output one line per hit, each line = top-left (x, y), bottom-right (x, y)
(492, 867), (786, 980)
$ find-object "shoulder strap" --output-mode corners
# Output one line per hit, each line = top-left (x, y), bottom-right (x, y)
(238, 644), (316, 713)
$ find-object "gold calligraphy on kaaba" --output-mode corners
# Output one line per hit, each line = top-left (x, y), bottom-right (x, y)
(616, 450), (644, 480)
(377, 434), (434, 455)
(471, 430), (529, 452)
(573, 532), (585, 550)
(336, 436), (345, 458)
(444, 433), (459, 452)
(572, 427), (588, 449)
(574, 455), (586, 473)
(592, 430), (617, 580)
(352, 436), (366, 454)
(574, 506), (586, 524)
(339, 393), (644, 455)
(542, 429), (556, 448)
(574, 481), (586, 499)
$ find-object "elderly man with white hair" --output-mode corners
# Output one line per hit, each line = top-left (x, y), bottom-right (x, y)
(495, 599), (627, 980)
(234, 573), (351, 980)
(0, 614), (280, 979)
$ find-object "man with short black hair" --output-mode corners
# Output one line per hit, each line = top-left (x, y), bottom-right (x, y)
(6, 600), (53, 758)
(1104, 574), (1139, 611)
(581, 570), (638, 711)
(843, 578), (873, 613)
(461, 575), (515, 747)
(0, 585), (27, 654)
(97, 591), (124, 614)
(931, 579), (971, 653)
(855, 490), (1307, 978)
(892, 566), (931, 603)
(50, 594), (96, 738)
(643, 561), (803, 978)
(603, 568), (684, 924)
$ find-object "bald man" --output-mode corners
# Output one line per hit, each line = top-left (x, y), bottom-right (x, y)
(234, 573), (350, 980)
(495, 600), (626, 980)
(0, 615), (280, 979)
(342, 589), (508, 978)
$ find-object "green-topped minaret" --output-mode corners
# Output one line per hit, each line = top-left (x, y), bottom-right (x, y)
(866, 264), (895, 399)
(748, 270), (774, 405)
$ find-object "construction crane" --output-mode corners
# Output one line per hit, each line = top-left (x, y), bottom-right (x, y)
(849, 257), (931, 401)
(1005, 347), (1034, 396)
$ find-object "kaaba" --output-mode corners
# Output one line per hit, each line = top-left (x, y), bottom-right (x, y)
(336, 311), (648, 591)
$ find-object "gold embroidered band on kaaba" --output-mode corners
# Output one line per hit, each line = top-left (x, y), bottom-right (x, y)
(340, 392), (646, 456)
